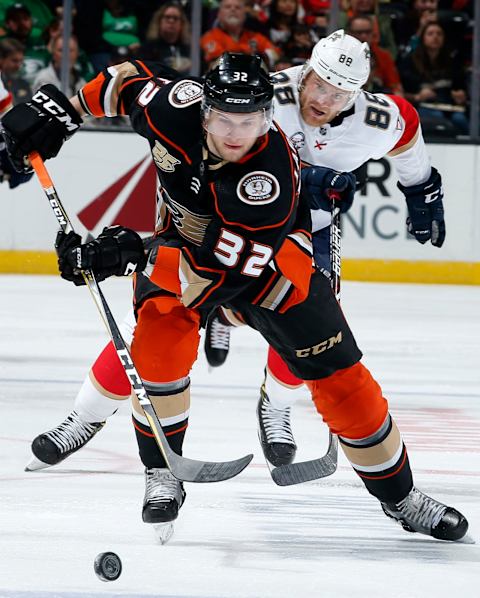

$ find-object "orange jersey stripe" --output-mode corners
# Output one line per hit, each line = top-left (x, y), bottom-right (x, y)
(80, 72), (107, 117)
(275, 237), (312, 311)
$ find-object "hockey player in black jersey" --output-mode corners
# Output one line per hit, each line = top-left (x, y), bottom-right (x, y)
(3, 52), (468, 542)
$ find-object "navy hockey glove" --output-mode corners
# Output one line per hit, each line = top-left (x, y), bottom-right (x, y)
(301, 167), (356, 213)
(398, 167), (445, 247)
(56, 226), (147, 286)
(1, 84), (82, 173)
(0, 135), (33, 188)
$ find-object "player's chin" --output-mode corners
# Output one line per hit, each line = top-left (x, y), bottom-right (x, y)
(220, 142), (249, 162)
(304, 106), (331, 126)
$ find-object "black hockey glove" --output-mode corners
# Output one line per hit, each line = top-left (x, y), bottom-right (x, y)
(398, 167), (445, 247)
(1, 84), (82, 173)
(0, 134), (33, 188)
(301, 166), (356, 213)
(56, 226), (147, 286)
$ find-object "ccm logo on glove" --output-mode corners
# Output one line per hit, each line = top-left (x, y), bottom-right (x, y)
(32, 90), (80, 133)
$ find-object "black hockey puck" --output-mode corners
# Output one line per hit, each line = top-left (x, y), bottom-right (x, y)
(94, 552), (122, 582)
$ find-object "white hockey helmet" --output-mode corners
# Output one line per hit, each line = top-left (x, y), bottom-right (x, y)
(300, 30), (371, 109)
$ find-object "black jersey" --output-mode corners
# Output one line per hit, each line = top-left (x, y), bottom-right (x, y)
(77, 60), (313, 312)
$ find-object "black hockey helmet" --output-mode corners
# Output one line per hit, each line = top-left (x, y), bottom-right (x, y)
(203, 52), (273, 113)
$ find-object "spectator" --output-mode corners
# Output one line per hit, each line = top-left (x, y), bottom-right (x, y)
(340, 0), (397, 58)
(301, 0), (330, 38)
(284, 24), (315, 64)
(73, 1), (111, 75)
(273, 54), (294, 71)
(138, 2), (191, 74)
(396, 0), (438, 56)
(0, 3), (49, 84)
(32, 34), (86, 96)
(267, 0), (301, 48)
(0, 0), (53, 43)
(348, 16), (403, 95)
(100, 0), (141, 70)
(398, 21), (468, 134)
(200, 0), (279, 69)
(0, 37), (31, 102)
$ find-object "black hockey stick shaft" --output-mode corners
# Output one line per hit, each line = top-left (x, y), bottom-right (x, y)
(326, 192), (341, 460)
(30, 152), (253, 483)
(270, 193), (341, 486)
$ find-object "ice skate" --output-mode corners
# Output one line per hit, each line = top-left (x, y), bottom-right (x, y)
(382, 486), (468, 541)
(26, 411), (105, 471)
(204, 313), (231, 367)
(142, 468), (186, 544)
(257, 384), (297, 467)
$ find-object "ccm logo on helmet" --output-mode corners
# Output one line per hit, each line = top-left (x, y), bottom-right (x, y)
(225, 97), (252, 104)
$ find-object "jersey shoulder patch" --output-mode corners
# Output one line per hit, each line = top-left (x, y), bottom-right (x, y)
(236, 171), (280, 205)
(168, 79), (203, 108)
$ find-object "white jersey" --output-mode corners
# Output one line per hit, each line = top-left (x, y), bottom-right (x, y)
(0, 73), (12, 117)
(272, 66), (431, 198)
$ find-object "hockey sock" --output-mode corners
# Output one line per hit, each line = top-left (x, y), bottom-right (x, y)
(131, 377), (190, 468)
(74, 372), (124, 423)
(339, 414), (413, 504)
(265, 346), (306, 409)
(74, 341), (132, 423)
(306, 362), (413, 503)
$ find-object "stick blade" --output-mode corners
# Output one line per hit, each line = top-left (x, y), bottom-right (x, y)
(169, 452), (254, 483)
(270, 435), (338, 486)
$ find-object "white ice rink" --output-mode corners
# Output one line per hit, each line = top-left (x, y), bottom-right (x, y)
(0, 275), (479, 598)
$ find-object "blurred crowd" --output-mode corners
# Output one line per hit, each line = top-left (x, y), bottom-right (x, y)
(0, 0), (473, 135)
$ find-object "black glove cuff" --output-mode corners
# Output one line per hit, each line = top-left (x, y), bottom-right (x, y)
(397, 167), (441, 197)
(33, 84), (83, 136)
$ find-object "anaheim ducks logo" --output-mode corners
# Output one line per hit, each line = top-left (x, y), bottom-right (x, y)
(168, 80), (203, 108)
(236, 171), (280, 205)
(152, 141), (180, 172)
(163, 191), (211, 245)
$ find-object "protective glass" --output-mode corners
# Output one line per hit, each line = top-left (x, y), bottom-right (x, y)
(203, 106), (273, 139)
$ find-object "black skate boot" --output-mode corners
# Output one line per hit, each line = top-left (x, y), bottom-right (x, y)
(26, 411), (105, 471)
(257, 384), (297, 467)
(382, 486), (468, 541)
(142, 468), (186, 544)
(204, 312), (231, 367)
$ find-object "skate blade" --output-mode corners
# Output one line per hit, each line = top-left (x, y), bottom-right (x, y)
(25, 455), (51, 472)
(459, 533), (476, 545)
(152, 522), (175, 544)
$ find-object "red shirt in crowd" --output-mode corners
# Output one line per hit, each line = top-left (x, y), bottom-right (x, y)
(200, 27), (279, 65)
(371, 43), (403, 94)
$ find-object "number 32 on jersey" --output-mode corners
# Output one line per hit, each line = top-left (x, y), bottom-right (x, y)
(214, 229), (273, 277)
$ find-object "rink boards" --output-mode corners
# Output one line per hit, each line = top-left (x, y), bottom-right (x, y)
(1, 131), (479, 284)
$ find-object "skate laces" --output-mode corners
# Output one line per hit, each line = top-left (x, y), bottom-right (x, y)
(44, 411), (101, 453)
(209, 317), (231, 350)
(393, 487), (447, 530)
(260, 393), (295, 444)
(145, 469), (183, 505)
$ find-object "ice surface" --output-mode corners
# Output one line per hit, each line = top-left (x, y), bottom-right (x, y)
(0, 276), (478, 598)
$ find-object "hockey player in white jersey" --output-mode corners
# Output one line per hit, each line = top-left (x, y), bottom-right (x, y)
(206, 28), (446, 462)
(0, 75), (32, 188)
(24, 32), (457, 542)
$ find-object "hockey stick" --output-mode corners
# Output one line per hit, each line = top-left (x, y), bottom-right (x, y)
(29, 152), (253, 483)
(270, 197), (341, 486)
